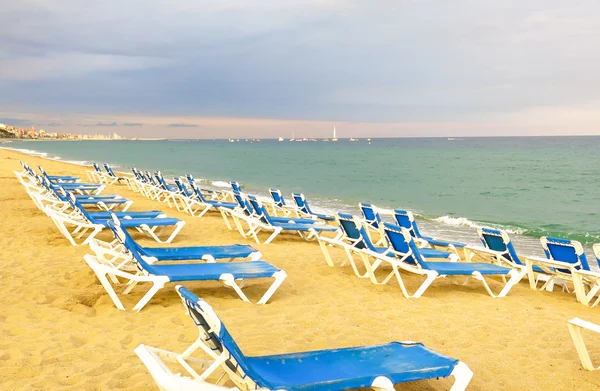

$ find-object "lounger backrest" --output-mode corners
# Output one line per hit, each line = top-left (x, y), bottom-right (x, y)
(186, 174), (195, 187)
(594, 244), (600, 264)
(478, 228), (522, 265)
(38, 166), (48, 176)
(269, 189), (285, 207)
(176, 286), (254, 382)
(233, 192), (253, 216)
(231, 181), (241, 193)
(173, 177), (190, 197)
(337, 213), (372, 250)
(541, 237), (590, 271)
(292, 193), (311, 214)
(394, 210), (424, 239)
(93, 163), (102, 172)
(360, 203), (381, 228)
(67, 192), (94, 221)
(190, 182), (208, 202)
(383, 223), (425, 267)
(104, 164), (116, 177)
(106, 221), (151, 273)
(247, 196), (272, 225)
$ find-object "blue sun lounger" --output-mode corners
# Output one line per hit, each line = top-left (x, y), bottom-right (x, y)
(382, 223), (524, 298)
(68, 193), (185, 243)
(239, 193), (316, 225)
(189, 182), (238, 217)
(103, 163), (127, 184)
(83, 222), (287, 311)
(319, 213), (454, 279)
(394, 209), (466, 257)
(268, 188), (299, 216)
(464, 227), (553, 290)
(524, 236), (593, 296)
(359, 203), (388, 246)
(246, 195), (339, 244)
(134, 286), (473, 391)
(37, 165), (80, 183)
(291, 192), (336, 222)
(104, 214), (263, 263)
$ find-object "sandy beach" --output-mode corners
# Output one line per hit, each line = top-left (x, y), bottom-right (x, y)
(1, 147), (600, 390)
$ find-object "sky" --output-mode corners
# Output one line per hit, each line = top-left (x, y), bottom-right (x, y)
(2, 1), (600, 138)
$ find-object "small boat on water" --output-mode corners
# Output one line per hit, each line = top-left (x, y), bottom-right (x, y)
(332, 126), (338, 142)
(278, 137), (284, 142)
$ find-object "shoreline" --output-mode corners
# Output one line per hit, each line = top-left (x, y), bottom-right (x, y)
(2, 147), (600, 389)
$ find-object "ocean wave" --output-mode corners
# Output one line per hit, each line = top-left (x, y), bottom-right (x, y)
(432, 215), (527, 235)
(211, 180), (232, 188)
(2, 147), (49, 157)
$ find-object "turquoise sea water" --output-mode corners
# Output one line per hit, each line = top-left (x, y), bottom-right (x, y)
(6, 137), (600, 257)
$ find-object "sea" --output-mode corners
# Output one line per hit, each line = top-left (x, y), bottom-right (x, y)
(5, 137), (600, 258)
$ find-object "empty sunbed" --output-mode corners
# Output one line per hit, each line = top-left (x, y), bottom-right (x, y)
(68, 193), (185, 243)
(359, 203), (387, 246)
(135, 286), (473, 391)
(246, 195), (339, 244)
(523, 237), (592, 295)
(103, 163), (127, 185)
(464, 227), (552, 290)
(378, 223), (524, 298)
(291, 192), (336, 222)
(394, 209), (466, 257)
(84, 222), (286, 311)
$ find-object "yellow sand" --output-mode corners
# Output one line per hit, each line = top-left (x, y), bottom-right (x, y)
(1, 147), (600, 390)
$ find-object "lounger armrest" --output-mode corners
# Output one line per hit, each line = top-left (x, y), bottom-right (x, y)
(573, 269), (600, 278)
(569, 318), (600, 333)
(523, 256), (579, 271)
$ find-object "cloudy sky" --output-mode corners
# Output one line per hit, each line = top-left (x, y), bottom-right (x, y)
(2, 1), (600, 138)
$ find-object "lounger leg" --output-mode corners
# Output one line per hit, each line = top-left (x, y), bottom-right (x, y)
(263, 228), (282, 244)
(318, 239), (336, 267)
(83, 258), (126, 310)
(449, 361), (474, 391)
(132, 277), (170, 312)
(567, 319), (600, 371)
(219, 274), (251, 303)
(257, 271), (287, 304)
(410, 271), (438, 298)
(371, 376), (395, 391)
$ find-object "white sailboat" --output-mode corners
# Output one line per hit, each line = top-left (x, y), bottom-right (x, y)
(278, 137), (284, 142)
(331, 126), (338, 142)
(289, 131), (295, 142)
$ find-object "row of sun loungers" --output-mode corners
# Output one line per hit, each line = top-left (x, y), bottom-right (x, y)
(15, 161), (600, 389)
(15, 162), (478, 390)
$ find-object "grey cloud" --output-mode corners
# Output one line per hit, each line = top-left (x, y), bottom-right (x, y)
(124, 122), (144, 126)
(0, 118), (33, 126)
(80, 122), (118, 127)
(168, 123), (198, 128)
(1, 1), (600, 133)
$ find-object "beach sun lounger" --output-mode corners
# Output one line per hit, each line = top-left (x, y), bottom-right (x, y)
(394, 209), (466, 258)
(103, 163), (127, 185)
(291, 192), (336, 222)
(377, 223), (524, 298)
(135, 286), (473, 391)
(522, 236), (592, 296)
(359, 203), (387, 246)
(568, 318), (600, 371)
(245, 195), (339, 244)
(68, 193), (185, 243)
(464, 227), (553, 290)
(84, 222), (286, 311)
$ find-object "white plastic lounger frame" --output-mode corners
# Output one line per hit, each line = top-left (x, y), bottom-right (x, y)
(83, 254), (287, 311)
(375, 227), (525, 299)
(572, 269), (600, 307)
(45, 209), (104, 246)
(568, 318), (600, 371)
(135, 344), (238, 391)
(165, 289), (473, 391)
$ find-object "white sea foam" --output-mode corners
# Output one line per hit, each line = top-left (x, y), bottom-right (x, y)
(433, 215), (526, 235)
(211, 180), (231, 188)
(2, 147), (48, 157)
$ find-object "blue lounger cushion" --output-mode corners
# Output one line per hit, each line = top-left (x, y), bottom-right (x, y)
(138, 244), (258, 261)
(274, 223), (338, 232)
(77, 198), (129, 205)
(205, 200), (237, 209)
(116, 218), (182, 227)
(270, 216), (317, 224)
(89, 211), (163, 219)
(424, 262), (512, 275)
(240, 343), (458, 391)
(47, 175), (79, 181)
(419, 248), (453, 259)
(313, 213), (336, 221)
(145, 261), (280, 281)
(424, 237), (466, 248)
